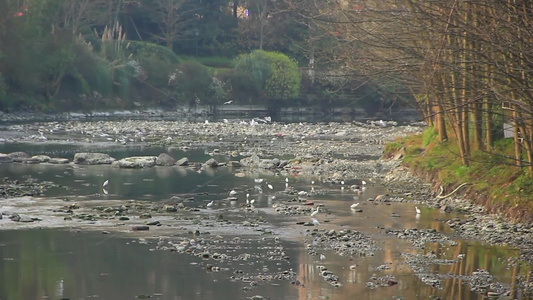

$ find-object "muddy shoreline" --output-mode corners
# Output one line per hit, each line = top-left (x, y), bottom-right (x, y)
(1, 116), (533, 296)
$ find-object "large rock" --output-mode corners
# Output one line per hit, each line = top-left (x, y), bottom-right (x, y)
(49, 157), (70, 164)
(0, 154), (13, 164)
(8, 152), (29, 162)
(239, 154), (260, 167)
(228, 161), (242, 167)
(31, 155), (51, 162)
(8, 152), (29, 159)
(74, 153), (116, 165)
(176, 157), (189, 166)
(205, 158), (219, 168)
(156, 153), (175, 166)
(113, 156), (157, 168)
(22, 157), (41, 164)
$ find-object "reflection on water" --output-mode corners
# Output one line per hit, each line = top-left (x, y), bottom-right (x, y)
(0, 228), (529, 300)
(0, 144), (531, 299)
(0, 230), (300, 300)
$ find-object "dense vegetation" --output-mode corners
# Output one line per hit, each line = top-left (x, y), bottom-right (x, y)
(0, 0), (384, 114)
(384, 127), (533, 222)
(1, 0), (533, 181)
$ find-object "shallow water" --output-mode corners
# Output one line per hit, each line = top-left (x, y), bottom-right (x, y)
(0, 143), (531, 300)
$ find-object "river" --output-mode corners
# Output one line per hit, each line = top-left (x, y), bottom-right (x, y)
(0, 118), (531, 300)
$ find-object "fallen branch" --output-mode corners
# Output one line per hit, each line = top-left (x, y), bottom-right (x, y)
(436, 183), (470, 200)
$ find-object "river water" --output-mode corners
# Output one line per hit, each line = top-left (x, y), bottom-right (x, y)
(0, 128), (531, 300)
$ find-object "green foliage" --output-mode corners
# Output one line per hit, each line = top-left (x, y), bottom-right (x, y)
(126, 41), (180, 64)
(125, 41), (180, 88)
(455, 165), (470, 178)
(383, 142), (402, 154)
(232, 50), (301, 100)
(422, 127), (438, 147)
(169, 61), (212, 105)
(233, 50), (272, 93)
(222, 69), (261, 101)
(264, 52), (301, 99)
(514, 174), (533, 195)
(195, 56), (233, 68)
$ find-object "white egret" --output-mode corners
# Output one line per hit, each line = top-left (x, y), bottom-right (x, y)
(223, 100), (233, 105)
(310, 206), (320, 217)
(229, 190), (238, 196)
(361, 180), (367, 185)
(207, 201), (214, 208)
(298, 190), (308, 197)
(267, 183), (273, 190)
(415, 206), (421, 215)
(103, 180), (109, 187)
(320, 254), (326, 260)
(350, 203), (360, 209)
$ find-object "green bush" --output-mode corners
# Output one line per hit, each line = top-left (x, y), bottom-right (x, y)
(169, 61), (212, 105)
(125, 41), (180, 88)
(196, 56), (233, 68)
(232, 50), (301, 100)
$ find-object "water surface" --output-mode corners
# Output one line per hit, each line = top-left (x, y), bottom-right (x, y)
(0, 142), (531, 300)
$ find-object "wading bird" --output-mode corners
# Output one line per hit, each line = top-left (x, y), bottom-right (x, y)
(310, 206), (320, 217)
(103, 180), (109, 187)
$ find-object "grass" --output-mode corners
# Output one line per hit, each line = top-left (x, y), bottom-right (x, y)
(179, 55), (233, 68)
(384, 127), (533, 222)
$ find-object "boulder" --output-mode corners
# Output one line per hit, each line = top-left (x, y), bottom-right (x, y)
(74, 153), (116, 165)
(0, 154), (13, 164)
(176, 157), (189, 166)
(114, 156), (157, 168)
(8, 152), (29, 159)
(31, 155), (51, 162)
(204, 158), (219, 168)
(156, 153), (175, 166)
(22, 157), (41, 164)
(240, 154), (260, 167)
(228, 161), (242, 167)
(49, 157), (70, 164)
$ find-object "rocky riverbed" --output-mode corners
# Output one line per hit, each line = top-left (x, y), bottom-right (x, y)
(1, 116), (533, 297)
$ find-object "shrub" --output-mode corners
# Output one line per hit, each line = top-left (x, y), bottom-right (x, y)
(168, 61), (212, 106)
(232, 50), (301, 100)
